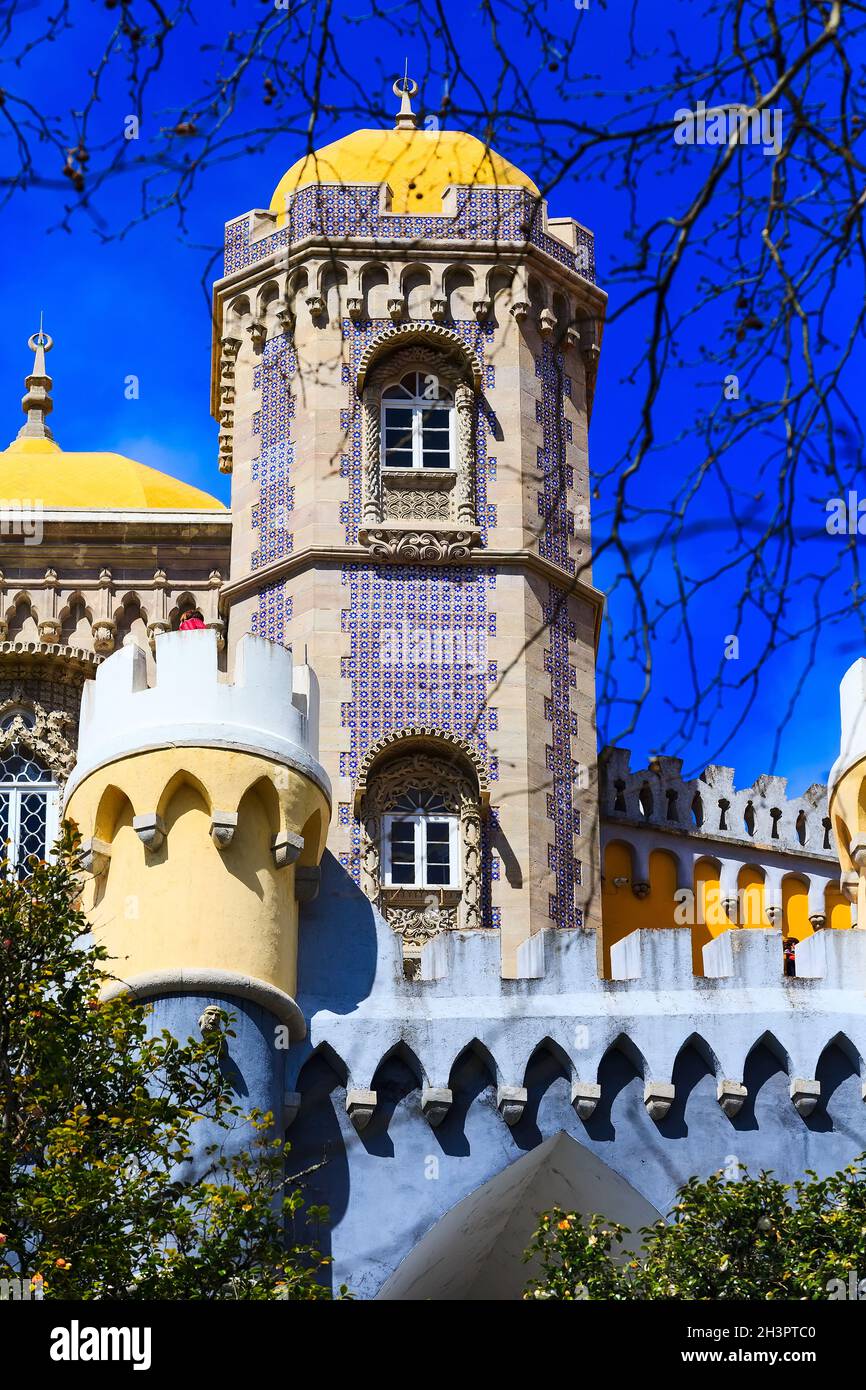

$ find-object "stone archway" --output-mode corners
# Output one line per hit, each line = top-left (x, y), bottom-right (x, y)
(376, 1131), (663, 1301)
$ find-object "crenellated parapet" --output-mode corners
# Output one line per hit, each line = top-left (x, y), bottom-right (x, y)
(600, 746), (832, 856)
(65, 630), (331, 1036)
(598, 747), (845, 945)
(292, 917), (866, 1133)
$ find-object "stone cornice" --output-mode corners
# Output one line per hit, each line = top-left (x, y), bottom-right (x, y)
(219, 544), (605, 650)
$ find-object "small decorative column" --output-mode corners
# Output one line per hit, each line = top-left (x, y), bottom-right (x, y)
(362, 386), (383, 527)
(454, 383), (476, 525)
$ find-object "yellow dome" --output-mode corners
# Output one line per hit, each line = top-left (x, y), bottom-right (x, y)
(0, 436), (225, 511)
(270, 127), (539, 218)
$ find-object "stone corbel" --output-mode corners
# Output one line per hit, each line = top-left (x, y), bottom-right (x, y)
(247, 320), (266, 350)
(790, 1078), (820, 1117)
(841, 870), (859, 904)
(272, 830), (304, 868)
(306, 294), (325, 320)
(808, 912), (826, 931)
(346, 1089), (377, 1132)
(571, 1080), (601, 1122)
(717, 1079), (747, 1117)
(210, 811), (238, 849)
(430, 297), (448, 323)
(539, 307), (557, 339)
(509, 300), (530, 323)
(218, 431), (234, 475)
(473, 298), (491, 323)
(644, 1081), (675, 1122)
(79, 837), (112, 877)
(283, 1091), (302, 1129)
(147, 620), (170, 650)
(92, 619), (116, 656)
(38, 619), (61, 644)
(276, 301), (295, 335)
(497, 1085), (527, 1127)
(295, 865), (320, 903)
(133, 813), (166, 853)
(387, 298), (405, 323)
(632, 881), (650, 900)
(421, 1087), (453, 1127)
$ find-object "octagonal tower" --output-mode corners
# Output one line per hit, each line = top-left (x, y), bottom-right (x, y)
(214, 78), (607, 971)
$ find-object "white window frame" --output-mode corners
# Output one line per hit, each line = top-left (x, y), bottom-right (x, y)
(382, 811), (460, 889)
(0, 761), (60, 876)
(381, 379), (456, 472)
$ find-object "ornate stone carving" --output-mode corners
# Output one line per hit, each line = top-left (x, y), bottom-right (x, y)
(0, 692), (78, 782)
(473, 298), (491, 323)
(539, 307), (557, 339)
(91, 620), (116, 655)
(347, 296), (364, 321)
(430, 298), (447, 323)
(387, 298), (405, 323)
(248, 320), (266, 350)
(358, 748), (484, 956)
(510, 300), (531, 322)
(454, 383), (476, 525)
(382, 486), (451, 522)
(355, 323), (483, 394)
(363, 530), (476, 563)
(306, 293), (325, 320)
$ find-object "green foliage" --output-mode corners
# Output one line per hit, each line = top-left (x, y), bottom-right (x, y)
(523, 1159), (866, 1300)
(0, 827), (341, 1300)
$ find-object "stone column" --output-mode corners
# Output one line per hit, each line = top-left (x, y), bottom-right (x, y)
(454, 383), (476, 525)
(362, 386), (382, 527)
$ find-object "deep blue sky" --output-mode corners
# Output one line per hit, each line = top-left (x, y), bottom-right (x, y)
(0, 0), (861, 795)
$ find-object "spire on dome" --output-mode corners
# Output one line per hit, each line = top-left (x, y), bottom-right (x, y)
(17, 320), (54, 442)
(393, 63), (419, 131)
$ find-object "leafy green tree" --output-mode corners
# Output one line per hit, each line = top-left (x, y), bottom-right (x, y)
(524, 1160), (866, 1300)
(0, 828), (339, 1300)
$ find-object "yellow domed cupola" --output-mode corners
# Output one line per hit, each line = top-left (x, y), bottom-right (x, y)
(270, 73), (539, 218)
(0, 329), (225, 512)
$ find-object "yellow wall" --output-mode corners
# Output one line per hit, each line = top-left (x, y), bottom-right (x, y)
(66, 746), (330, 1003)
(602, 840), (852, 977)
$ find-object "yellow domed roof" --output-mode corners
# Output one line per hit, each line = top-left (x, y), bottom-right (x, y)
(0, 436), (225, 511)
(270, 127), (539, 218)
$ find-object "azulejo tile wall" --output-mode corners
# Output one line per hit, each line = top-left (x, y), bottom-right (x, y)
(247, 308), (583, 933)
(224, 184), (596, 284)
(536, 342), (576, 576)
(544, 585), (582, 929)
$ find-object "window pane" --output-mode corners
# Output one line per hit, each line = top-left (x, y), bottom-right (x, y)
(425, 821), (452, 886)
(17, 791), (47, 877)
(421, 408), (450, 431)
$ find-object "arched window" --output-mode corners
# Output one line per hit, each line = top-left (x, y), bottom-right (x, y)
(382, 788), (459, 888)
(0, 752), (60, 878)
(381, 372), (455, 471)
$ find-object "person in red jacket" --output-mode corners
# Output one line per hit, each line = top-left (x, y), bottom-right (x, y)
(179, 608), (206, 631)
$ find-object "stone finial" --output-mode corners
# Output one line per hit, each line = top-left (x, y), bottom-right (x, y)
(17, 326), (54, 442)
(393, 67), (419, 130)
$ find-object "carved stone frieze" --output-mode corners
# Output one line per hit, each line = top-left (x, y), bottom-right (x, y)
(361, 529), (477, 563)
